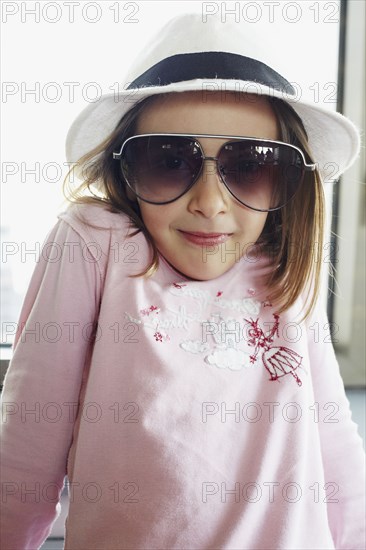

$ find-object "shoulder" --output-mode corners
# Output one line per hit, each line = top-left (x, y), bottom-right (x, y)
(56, 201), (146, 253)
(57, 201), (133, 236)
(56, 201), (151, 279)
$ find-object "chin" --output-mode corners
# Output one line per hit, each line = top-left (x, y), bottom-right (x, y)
(175, 262), (233, 281)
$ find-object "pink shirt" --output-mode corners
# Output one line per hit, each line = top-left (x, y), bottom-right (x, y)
(1, 202), (365, 549)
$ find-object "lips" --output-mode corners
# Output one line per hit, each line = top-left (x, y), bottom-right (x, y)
(178, 230), (233, 246)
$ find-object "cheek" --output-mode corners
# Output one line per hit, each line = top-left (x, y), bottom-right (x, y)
(237, 208), (268, 237)
(138, 204), (173, 238)
(240, 214), (269, 253)
(256, 213), (269, 236)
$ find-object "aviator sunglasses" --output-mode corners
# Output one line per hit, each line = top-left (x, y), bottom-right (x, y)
(113, 134), (317, 212)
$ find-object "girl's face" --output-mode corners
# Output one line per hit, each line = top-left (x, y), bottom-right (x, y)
(135, 91), (279, 280)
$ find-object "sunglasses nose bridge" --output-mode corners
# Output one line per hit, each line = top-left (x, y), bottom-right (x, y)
(197, 156), (223, 183)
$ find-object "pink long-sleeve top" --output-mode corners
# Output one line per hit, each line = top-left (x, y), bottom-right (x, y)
(1, 201), (365, 550)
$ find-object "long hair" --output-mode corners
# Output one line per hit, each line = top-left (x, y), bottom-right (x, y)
(63, 92), (325, 321)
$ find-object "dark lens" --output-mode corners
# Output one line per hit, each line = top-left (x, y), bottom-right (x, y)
(121, 136), (202, 203)
(219, 140), (305, 210)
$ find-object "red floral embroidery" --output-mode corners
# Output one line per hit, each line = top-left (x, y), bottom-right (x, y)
(140, 305), (160, 316)
(172, 282), (187, 289)
(153, 331), (170, 343)
(216, 291), (223, 297)
(245, 313), (303, 386)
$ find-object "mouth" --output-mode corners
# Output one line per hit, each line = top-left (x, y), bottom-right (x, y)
(178, 230), (233, 246)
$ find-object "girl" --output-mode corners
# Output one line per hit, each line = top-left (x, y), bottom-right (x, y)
(1, 13), (365, 550)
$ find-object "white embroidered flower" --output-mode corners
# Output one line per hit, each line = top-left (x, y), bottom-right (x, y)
(180, 340), (210, 354)
(242, 298), (261, 315)
(205, 348), (253, 370)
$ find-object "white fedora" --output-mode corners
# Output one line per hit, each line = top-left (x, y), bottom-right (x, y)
(65, 13), (360, 182)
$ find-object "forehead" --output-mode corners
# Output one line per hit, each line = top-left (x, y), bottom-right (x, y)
(135, 91), (279, 141)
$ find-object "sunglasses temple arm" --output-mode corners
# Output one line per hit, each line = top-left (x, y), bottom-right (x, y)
(304, 162), (317, 172)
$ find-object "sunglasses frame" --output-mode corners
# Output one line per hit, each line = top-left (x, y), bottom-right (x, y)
(113, 133), (317, 212)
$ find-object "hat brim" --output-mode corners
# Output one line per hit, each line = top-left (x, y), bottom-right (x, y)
(65, 79), (360, 183)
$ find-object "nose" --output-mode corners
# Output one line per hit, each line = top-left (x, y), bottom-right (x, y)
(187, 158), (230, 218)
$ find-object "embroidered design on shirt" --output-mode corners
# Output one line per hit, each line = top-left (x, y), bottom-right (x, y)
(180, 340), (210, 354)
(169, 283), (261, 315)
(201, 313), (253, 370)
(135, 305), (169, 342)
(245, 313), (303, 386)
(205, 345), (252, 370)
(172, 282), (187, 289)
(125, 284), (261, 364)
(154, 331), (170, 343)
(140, 305), (160, 316)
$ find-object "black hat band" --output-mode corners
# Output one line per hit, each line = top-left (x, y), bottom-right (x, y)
(127, 51), (295, 95)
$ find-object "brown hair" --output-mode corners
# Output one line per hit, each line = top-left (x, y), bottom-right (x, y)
(63, 93), (325, 322)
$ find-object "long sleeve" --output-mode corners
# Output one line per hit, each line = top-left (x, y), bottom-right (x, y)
(306, 300), (366, 549)
(2, 199), (365, 550)
(0, 217), (103, 550)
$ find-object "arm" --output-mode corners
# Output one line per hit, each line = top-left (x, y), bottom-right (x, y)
(306, 300), (366, 549)
(0, 217), (103, 550)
